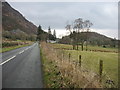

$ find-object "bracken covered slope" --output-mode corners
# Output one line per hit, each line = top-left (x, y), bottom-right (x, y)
(2, 2), (37, 35)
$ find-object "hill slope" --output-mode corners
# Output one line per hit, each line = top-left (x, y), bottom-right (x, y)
(2, 2), (37, 40)
(60, 32), (118, 47)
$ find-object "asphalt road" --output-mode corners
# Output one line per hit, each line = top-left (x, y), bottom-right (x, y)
(1, 43), (43, 88)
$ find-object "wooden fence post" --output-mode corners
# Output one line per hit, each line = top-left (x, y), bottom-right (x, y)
(79, 55), (81, 67)
(99, 60), (103, 82)
(69, 53), (71, 62)
(57, 54), (58, 58)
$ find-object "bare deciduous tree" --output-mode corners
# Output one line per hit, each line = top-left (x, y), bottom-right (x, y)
(65, 24), (72, 33)
(65, 18), (93, 51)
(73, 18), (84, 50)
(84, 20), (93, 51)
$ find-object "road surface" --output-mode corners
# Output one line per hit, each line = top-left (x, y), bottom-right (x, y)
(1, 43), (43, 88)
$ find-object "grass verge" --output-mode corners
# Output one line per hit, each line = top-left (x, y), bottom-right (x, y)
(1, 44), (31, 53)
(40, 45), (72, 88)
(40, 42), (102, 88)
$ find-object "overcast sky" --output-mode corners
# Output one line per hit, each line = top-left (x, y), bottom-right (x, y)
(8, 2), (118, 38)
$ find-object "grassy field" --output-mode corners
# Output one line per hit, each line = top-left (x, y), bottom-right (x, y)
(51, 43), (118, 88)
(52, 43), (118, 53)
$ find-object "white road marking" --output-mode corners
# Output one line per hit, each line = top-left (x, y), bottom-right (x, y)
(0, 43), (36, 65)
(19, 50), (24, 54)
(25, 48), (28, 51)
(0, 55), (16, 65)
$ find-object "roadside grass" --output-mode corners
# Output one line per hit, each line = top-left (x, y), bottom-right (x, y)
(52, 43), (118, 88)
(40, 42), (102, 88)
(1, 44), (31, 53)
(40, 45), (70, 88)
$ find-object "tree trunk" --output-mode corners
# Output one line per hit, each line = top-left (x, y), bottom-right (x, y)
(81, 43), (83, 51)
(77, 44), (79, 50)
(73, 44), (75, 50)
(86, 41), (87, 51)
(73, 45), (74, 50)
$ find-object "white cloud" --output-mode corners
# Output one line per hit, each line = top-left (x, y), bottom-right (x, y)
(44, 29), (70, 38)
(6, 0), (119, 2)
(7, 2), (118, 39)
(8, 2), (118, 29)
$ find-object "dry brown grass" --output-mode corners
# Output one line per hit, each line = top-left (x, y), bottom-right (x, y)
(41, 42), (102, 88)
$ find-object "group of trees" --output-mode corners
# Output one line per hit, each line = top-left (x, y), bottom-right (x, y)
(65, 18), (93, 51)
(37, 25), (56, 42)
(48, 26), (56, 41)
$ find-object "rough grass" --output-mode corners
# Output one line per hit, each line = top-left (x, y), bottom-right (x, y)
(52, 43), (118, 88)
(1, 40), (34, 53)
(1, 44), (32, 53)
(41, 42), (102, 88)
(40, 43), (72, 88)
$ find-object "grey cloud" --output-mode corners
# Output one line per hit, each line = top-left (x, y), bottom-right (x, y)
(9, 2), (118, 30)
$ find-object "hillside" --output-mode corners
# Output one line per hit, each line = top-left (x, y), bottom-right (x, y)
(60, 32), (118, 47)
(81, 32), (114, 45)
(2, 2), (37, 40)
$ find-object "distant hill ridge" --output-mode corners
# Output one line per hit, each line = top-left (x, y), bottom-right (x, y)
(60, 31), (118, 47)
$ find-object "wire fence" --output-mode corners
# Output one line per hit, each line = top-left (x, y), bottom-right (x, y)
(41, 42), (118, 88)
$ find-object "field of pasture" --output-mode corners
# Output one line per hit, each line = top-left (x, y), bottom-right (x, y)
(51, 43), (118, 87)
